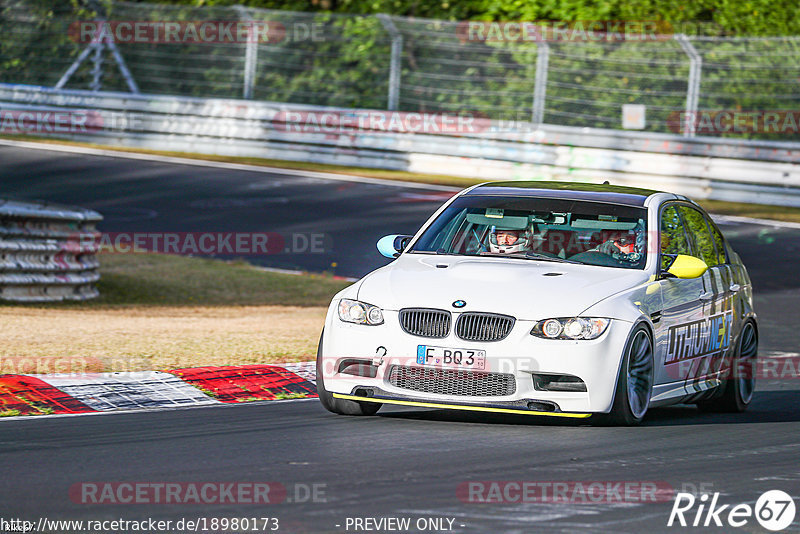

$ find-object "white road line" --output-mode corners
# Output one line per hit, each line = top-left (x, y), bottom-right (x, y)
(0, 396), (319, 422)
(4, 138), (798, 228)
(711, 214), (800, 230)
(0, 138), (459, 192)
(256, 266), (358, 282)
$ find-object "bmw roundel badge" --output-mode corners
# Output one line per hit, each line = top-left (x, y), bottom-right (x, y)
(452, 300), (466, 308)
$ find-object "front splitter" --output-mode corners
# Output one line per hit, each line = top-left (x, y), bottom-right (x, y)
(332, 393), (592, 418)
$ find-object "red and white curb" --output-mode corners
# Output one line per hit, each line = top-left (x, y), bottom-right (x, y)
(0, 362), (317, 417)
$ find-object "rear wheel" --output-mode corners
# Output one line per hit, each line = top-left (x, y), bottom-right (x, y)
(597, 325), (654, 426)
(316, 331), (381, 416)
(696, 321), (757, 413)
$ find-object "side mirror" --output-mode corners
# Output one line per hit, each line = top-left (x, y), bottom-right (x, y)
(663, 254), (708, 279)
(377, 234), (412, 258)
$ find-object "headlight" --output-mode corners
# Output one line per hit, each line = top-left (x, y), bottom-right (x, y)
(531, 317), (611, 340)
(338, 299), (384, 325)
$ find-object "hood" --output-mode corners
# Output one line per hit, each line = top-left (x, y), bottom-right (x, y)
(357, 254), (649, 320)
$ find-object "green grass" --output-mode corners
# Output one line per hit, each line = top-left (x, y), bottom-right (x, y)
(95, 253), (350, 307)
(273, 391), (312, 400)
(694, 199), (800, 223)
(38, 252), (351, 308)
(193, 385), (220, 398)
(1, 134), (475, 187)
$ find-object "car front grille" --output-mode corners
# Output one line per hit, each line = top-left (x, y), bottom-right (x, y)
(455, 312), (515, 342)
(399, 308), (451, 338)
(388, 365), (516, 397)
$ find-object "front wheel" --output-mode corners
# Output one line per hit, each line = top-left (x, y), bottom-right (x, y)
(696, 321), (757, 413)
(316, 331), (381, 416)
(596, 325), (654, 426)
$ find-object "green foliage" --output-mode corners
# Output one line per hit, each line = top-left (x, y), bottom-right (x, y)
(272, 391), (311, 399)
(1, 0), (798, 140)
(4, 252), (352, 308)
(93, 253), (351, 307)
(251, 12), (392, 106)
(158, 0), (800, 35)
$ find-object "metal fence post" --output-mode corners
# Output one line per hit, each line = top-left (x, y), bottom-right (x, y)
(55, 45), (94, 90)
(56, 20), (139, 93)
(235, 5), (258, 100)
(532, 41), (549, 126)
(675, 34), (702, 138)
(377, 14), (402, 111)
(90, 42), (104, 92)
(105, 35), (141, 94)
(243, 38), (258, 100)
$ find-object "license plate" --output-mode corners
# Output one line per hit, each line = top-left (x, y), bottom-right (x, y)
(416, 345), (486, 370)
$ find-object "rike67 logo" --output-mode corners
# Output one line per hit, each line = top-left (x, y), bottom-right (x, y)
(668, 490), (796, 531)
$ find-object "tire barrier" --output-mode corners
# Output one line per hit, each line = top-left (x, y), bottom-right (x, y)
(2, 83), (800, 206)
(0, 363), (317, 416)
(0, 199), (102, 302)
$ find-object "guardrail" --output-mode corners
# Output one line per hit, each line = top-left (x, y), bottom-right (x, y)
(1, 83), (800, 206)
(0, 199), (102, 302)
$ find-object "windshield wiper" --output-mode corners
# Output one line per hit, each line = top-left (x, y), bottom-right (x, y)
(524, 251), (581, 264)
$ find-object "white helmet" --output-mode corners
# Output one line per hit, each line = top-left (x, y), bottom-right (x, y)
(489, 227), (528, 254)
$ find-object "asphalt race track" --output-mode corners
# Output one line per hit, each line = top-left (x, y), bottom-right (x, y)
(0, 143), (451, 278)
(2, 143), (800, 533)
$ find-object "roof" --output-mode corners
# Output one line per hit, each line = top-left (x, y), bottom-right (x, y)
(465, 181), (663, 207)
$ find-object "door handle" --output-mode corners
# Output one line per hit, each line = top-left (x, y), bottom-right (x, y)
(699, 291), (714, 301)
(729, 284), (741, 293)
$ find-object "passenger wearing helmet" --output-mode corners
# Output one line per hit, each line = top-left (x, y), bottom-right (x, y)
(489, 227), (529, 254)
(595, 229), (640, 260)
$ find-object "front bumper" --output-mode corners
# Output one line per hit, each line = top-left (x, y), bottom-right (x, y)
(321, 310), (633, 414)
(332, 392), (592, 418)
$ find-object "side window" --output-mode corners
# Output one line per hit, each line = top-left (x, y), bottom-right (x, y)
(659, 205), (692, 270)
(708, 219), (728, 264)
(678, 206), (719, 268)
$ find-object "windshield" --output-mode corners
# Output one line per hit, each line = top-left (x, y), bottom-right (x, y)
(410, 195), (648, 269)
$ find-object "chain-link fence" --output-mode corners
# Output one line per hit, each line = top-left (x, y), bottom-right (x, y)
(2, 0), (800, 139)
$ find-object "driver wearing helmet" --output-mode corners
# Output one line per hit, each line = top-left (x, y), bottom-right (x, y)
(489, 227), (529, 254)
(596, 230), (639, 258)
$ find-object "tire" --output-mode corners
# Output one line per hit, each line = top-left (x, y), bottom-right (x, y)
(696, 321), (757, 413)
(315, 331), (381, 416)
(596, 324), (654, 426)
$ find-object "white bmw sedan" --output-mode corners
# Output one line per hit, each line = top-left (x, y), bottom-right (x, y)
(316, 182), (758, 425)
